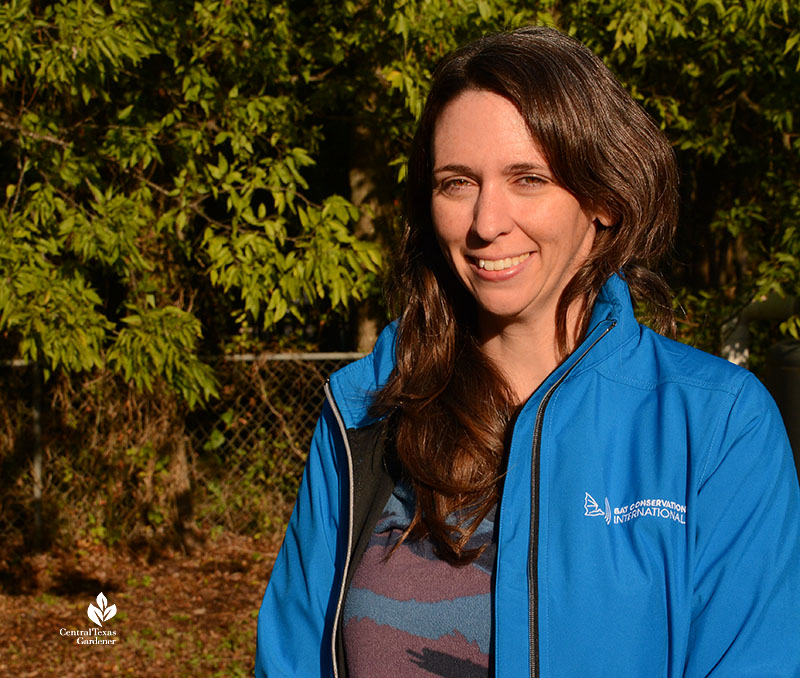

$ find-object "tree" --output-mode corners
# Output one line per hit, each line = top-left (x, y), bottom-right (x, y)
(0, 0), (382, 406)
(3, 0), (797, 403)
(1, 0), (797, 548)
(568, 0), (800, 354)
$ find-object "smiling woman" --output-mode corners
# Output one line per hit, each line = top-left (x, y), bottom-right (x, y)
(430, 90), (602, 388)
(256, 26), (800, 678)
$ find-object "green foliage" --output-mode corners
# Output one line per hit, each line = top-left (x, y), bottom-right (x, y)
(564, 0), (800, 355)
(1, 0), (798, 404)
(108, 305), (215, 408)
(1, 0), (797, 555)
(0, 0), (382, 403)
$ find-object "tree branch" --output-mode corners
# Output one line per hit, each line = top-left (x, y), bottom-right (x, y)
(134, 172), (230, 230)
(8, 157), (29, 219)
(0, 116), (70, 148)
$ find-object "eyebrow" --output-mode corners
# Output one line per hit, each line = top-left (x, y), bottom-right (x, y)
(432, 163), (472, 175)
(504, 162), (550, 174)
(432, 162), (551, 174)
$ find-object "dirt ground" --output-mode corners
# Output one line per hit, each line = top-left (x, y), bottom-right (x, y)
(0, 531), (280, 678)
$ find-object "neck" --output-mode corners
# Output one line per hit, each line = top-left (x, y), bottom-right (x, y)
(478, 302), (585, 403)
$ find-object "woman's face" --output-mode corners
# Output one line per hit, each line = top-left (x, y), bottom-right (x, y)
(431, 89), (602, 335)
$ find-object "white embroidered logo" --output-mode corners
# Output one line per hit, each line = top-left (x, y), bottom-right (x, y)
(584, 492), (686, 526)
(584, 493), (611, 524)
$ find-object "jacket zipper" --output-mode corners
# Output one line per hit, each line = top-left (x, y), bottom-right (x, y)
(528, 321), (616, 678)
(324, 320), (615, 678)
(324, 380), (354, 678)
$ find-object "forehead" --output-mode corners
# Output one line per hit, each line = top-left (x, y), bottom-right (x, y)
(431, 89), (546, 166)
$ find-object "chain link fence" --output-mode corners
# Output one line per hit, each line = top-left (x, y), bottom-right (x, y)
(0, 353), (362, 554)
(187, 353), (362, 534)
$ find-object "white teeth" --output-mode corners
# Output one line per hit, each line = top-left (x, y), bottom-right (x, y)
(478, 252), (530, 271)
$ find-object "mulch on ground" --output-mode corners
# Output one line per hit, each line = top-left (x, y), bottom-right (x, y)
(0, 531), (280, 678)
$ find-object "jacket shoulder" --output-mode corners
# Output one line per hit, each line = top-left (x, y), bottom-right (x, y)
(328, 321), (397, 429)
(595, 324), (753, 396)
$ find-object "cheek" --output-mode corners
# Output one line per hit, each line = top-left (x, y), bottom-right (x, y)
(432, 230), (459, 276)
(431, 203), (456, 252)
(431, 199), (470, 249)
(430, 218), (465, 282)
(560, 216), (597, 267)
(540, 206), (596, 251)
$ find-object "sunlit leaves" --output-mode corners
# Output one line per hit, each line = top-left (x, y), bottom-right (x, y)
(0, 0), (384, 406)
(203, 194), (379, 328)
(1, 0), (798, 402)
(107, 306), (217, 408)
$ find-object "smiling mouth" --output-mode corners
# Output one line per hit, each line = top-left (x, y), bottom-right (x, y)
(477, 252), (531, 271)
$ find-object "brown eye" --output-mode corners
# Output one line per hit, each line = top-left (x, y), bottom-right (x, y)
(437, 178), (473, 195)
(517, 175), (547, 188)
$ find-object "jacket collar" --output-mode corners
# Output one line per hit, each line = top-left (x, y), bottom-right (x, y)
(588, 272), (637, 335)
(577, 272), (640, 369)
(329, 273), (640, 430)
(328, 319), (397, 430)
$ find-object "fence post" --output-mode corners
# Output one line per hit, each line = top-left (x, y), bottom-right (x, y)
(32, 361), (43, 547)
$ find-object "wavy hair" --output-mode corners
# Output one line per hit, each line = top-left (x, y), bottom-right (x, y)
(371, 26), (679, 564)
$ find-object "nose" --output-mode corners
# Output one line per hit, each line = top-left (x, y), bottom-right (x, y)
(471, 182), (513, 242)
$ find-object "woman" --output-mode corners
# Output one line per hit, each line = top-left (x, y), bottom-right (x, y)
(256, 27), (800, 677)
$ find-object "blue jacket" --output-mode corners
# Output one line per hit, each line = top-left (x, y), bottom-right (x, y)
(256, 274), (800, 677)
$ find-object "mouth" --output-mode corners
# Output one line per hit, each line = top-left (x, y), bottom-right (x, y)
(476, 252), (531, 271)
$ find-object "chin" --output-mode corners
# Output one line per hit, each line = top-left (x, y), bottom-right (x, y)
(478, 302), (536, 325)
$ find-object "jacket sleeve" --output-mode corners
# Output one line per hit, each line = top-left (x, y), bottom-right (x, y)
(255, 400), (345, 678)
(686, 373), (800, 677)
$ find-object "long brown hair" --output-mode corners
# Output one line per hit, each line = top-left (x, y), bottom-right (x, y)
(372, 26), (679, 564)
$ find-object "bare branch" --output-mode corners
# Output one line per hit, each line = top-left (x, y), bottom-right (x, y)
(0, 116), (70, 148)
(134, 172), (230, 230)
(8, 157), (29, 219)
